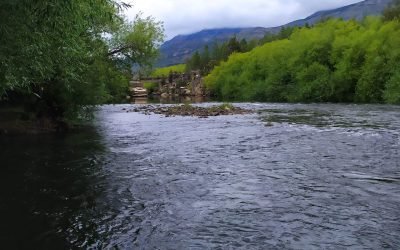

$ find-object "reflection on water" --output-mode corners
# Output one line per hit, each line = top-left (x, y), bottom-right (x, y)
(0, 130), (106, 248)
(0, 103), (399, 248)
(132, 97), (148, 104)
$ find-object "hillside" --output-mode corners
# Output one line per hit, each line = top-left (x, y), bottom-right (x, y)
(157, 0), (392, 67)
(286, 0), (392, 27)
(157, 27), (272, 66)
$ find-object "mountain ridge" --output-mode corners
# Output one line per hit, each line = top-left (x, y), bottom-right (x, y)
(157, 0), (392, 67)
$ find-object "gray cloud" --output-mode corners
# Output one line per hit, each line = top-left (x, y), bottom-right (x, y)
(124, 0), (362, 39)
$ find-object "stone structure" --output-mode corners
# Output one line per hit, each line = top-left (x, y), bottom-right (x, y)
(129, 71), (207, 99)
(129, 80), (148, 97)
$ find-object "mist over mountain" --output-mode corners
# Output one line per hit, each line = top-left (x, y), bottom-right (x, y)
(157, 0), (392, 67)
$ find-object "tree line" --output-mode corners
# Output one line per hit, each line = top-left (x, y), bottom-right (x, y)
(0, 0), (164, 126)
(205, 2), (400, 104)
(184, 26), (296, 75)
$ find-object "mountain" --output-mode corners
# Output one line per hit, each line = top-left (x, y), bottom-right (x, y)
(157, 0), (392, 67)
(286, 0), (392, 27)
(157, 27), (272, 66)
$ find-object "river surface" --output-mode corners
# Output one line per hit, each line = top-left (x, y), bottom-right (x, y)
(0, 103), (399, 249)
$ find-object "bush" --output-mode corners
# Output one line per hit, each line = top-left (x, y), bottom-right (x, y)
(206, 18), (400, 104)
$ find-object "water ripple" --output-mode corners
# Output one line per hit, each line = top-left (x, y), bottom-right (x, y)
(1, 103), (399, 249)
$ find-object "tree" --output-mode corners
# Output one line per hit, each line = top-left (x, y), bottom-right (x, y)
(239, 39), (248, 52)
(205, 18), (400, 104)
(200, 45), (211, 74)
(107, 13), (164, 67)
(259, 27), (296, 45)
(210, 41), (220, 61)
(186, 51), (201, 71)
(227, 36), (241, 55)
(384, 72), (400, 104)
(0, 0), (164, 125)
(383, 0), (400, 21)
(186, 36), (258, 76)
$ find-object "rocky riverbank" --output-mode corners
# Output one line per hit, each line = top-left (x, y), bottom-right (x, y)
(125, 104), (253, 118)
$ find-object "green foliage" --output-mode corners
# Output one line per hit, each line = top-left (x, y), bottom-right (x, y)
(84, 58), (130, 104)
(0, 0), (164, 124)
(227, 36), (242, 55)
(259, 26), (297, 45)
(186, 51), (202, 72)
(383, 0), (400, 21)
(185, 36), (258, 75)
(108, 13), (164, 67)
(383, 72), (400, 104)
(206, 18), (400, 104)
(294, 63), (332, 102)
(150, 64), (185, 78)
(200, 45), (211, 73)
(143, 81), (159, 94)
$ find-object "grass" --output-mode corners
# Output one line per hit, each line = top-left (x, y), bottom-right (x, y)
(150, 64), (186, 78)
(143, 81), (159, 94)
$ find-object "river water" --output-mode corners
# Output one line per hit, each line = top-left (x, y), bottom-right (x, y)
(0, 103), (399, 249)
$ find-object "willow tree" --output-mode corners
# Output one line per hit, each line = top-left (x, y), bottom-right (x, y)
(0, 0), (164, 124)
(205, 18), (400, 104)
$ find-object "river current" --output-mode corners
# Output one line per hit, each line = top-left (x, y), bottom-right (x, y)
(0, 103), (399, 249)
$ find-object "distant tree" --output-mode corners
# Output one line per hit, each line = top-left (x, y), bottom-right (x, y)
(259, 32), (275, 44)
(247, 39), (259, 51)
(239, 39), (248, 52)
(220, 43), (230, 60)
(210, 41), (220, 61)
(383, 0), (400, 21)
(205, 18), (400, 104)
(201, 45), (210, 67)
(278, 26), (296, 40)
(227, 36), (241, 55)
(259, 26), (296, 45)
(188, 51), (201, 71)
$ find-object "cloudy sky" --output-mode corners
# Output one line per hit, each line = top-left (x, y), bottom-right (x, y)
(124, 0), (362, 39)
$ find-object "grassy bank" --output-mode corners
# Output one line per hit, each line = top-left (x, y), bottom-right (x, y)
(151, 64), (186, 78)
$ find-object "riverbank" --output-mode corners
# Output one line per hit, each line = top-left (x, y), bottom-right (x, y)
(0, 106), (81, 135)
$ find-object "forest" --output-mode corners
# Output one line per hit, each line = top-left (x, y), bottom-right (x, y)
(0, 0), (164, 128)
(205, 3), (400, 104)
(183, 27), (296, 76)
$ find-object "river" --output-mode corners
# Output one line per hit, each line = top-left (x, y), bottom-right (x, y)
(0, 103), (399, 249)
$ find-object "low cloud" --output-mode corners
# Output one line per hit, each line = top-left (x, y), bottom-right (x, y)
(124, 0), (361, 39)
